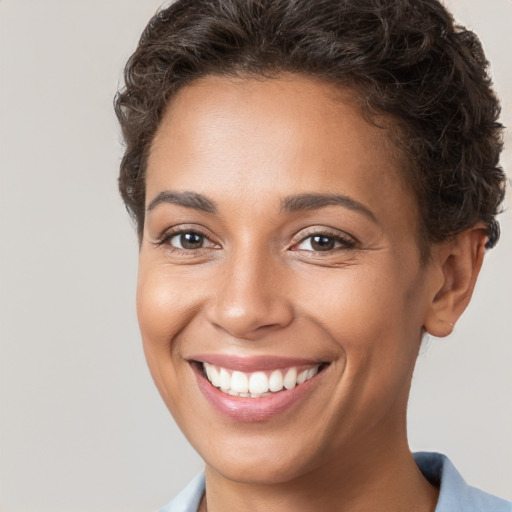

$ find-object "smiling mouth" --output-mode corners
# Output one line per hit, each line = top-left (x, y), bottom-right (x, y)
(197, 361), (329, 398)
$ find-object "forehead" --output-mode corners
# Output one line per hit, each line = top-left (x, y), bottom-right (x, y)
(147, 74), (417, 231)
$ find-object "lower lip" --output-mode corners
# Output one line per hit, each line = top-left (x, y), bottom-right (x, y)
(192, 364), (325, 422)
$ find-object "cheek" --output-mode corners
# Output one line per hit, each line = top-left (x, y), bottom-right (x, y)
(297, 265), (425, 434)
(295, 260), (425, 372)
(137, 273), (176, 349)
(136, 263), (202, 349)
(135, 264), (200, 405)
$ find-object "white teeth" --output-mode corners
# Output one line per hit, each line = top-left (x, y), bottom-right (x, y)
(249, 371), (268, 394)
(219, 368), (231, 390)
(268, 370), (284, 392)
(202, 362), (323, 398)
(230, 371), (249, 393)
(306, 366), (318, 379)
(297, 369), (308, 384)
(207, 365), (220, 387)
(283, 368), (297, 390)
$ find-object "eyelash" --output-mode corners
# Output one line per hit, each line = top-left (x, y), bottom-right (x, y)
(292, 230), (357, 252)
(153, 227), (217, 252)
(153, 227), (356, 254)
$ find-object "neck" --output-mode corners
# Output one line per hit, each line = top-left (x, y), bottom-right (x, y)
(201, 437), (438, 512)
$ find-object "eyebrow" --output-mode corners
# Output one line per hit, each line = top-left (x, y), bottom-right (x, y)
(146, 190), (376, 222)
(281, 193), (377, 223)
(146, 191), (218, 214)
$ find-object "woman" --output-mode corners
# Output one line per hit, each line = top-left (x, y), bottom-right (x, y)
(115, 0), (510, 510)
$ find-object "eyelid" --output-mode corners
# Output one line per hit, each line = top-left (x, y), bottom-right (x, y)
(170, 232), (217, 250)
(290, 227), (358, 251)
(151, 224), (357, 253)
(152, 224), (220, 249)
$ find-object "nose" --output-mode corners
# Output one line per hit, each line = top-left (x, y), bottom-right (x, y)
(206, 249), (294, 340)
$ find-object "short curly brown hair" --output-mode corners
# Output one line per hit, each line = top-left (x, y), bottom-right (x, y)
(115, 0), (505, 254)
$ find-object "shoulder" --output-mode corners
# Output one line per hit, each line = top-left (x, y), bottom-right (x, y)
(414, 452), (511, 512)
(156, 473), (205, 512)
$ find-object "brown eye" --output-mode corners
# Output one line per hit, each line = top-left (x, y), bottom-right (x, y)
(310, 235), (335, 251)
(170, 232), (207, 250)
(294, 232), (356, 252)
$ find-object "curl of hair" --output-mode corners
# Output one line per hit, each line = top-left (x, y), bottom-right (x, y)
(115, 0), (505, 252)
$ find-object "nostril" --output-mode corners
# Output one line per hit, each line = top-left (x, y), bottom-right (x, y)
(205, 265), (294, 338)
(206, 296), (295, 340)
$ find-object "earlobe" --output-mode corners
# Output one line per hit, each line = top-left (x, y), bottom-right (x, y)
(423, 226), (487, 338)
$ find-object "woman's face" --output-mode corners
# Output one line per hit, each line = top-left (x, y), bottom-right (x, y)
(138, 75), (438, 483)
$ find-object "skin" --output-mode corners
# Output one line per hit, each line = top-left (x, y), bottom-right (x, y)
(137, 74), (487, 511)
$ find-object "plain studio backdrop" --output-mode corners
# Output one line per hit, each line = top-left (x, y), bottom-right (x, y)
(0, 1), (510, 511)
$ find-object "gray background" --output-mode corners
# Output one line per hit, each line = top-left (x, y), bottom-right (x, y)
(0, 1), (510, 511)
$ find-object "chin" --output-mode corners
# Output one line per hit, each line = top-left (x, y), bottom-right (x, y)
(194, 428), (326, 485)
(208, 451), (316, 486)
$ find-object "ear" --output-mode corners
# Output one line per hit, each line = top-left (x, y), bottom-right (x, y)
(423, 225), (488, 337)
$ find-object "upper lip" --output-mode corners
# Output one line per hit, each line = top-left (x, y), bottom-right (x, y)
(189, 354), (327, 372)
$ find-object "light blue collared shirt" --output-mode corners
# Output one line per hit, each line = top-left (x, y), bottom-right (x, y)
(158, 452), (511, 512)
